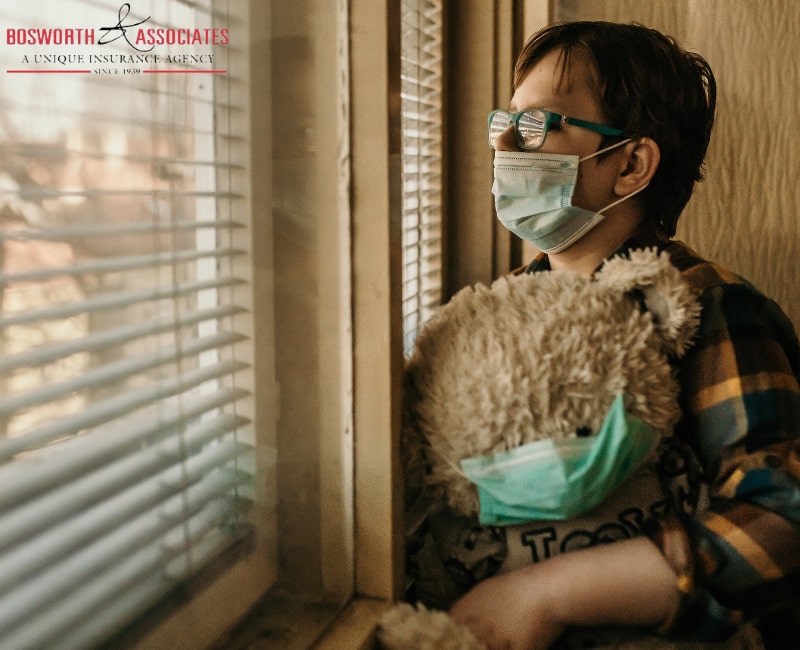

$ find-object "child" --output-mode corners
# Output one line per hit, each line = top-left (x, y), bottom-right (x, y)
(451, 21), (800, 648)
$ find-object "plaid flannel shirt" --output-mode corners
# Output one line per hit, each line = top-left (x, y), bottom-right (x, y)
(525, 229), (800, 641)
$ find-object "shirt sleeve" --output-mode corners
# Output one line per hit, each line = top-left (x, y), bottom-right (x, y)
(651, 278), (800, 641)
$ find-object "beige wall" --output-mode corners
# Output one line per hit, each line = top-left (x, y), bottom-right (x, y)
(548, 0), (800, 330)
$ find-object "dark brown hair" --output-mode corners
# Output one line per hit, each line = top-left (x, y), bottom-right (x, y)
(515, 22), (716, 237)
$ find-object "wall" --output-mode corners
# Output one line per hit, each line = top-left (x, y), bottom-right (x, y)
(548, 0), (800, 330)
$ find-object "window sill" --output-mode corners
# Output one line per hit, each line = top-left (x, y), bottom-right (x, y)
(316, 597), (391, 649)
(213, 594), (391, 649)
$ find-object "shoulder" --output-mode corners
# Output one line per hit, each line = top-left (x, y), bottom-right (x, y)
(663, 241), (791, 331)
(663, 240), (800, 382)
(661, 240), (748, 293)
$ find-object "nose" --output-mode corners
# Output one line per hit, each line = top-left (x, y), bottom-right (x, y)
(493, 126), (522, 152)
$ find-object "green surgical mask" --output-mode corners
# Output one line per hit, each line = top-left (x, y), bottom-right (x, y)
(460, 394), (660, 525)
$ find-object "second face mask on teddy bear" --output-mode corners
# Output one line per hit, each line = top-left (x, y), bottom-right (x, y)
(460, 394), (660, 525)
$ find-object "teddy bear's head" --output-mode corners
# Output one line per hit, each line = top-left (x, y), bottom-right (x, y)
(402, 248), (701, 518)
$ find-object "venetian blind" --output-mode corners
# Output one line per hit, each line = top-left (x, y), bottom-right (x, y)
(401, 0), (444, 355)
(0, 1), (255, 647)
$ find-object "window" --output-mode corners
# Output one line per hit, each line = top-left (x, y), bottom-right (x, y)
(401, 0), (444, 354)
(0, 1), (524, 645)
(0, 1), (273, 646)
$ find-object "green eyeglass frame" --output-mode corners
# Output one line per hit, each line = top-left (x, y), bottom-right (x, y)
(488, 107), (627, 151)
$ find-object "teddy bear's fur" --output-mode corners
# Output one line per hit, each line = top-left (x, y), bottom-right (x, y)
(378, 249), (765, 649)
(401, 248), (699, 517)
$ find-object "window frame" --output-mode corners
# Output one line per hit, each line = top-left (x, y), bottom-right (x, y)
(350, 0), (406, 602)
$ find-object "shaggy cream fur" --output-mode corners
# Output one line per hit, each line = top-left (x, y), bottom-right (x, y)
(403, 248), (700, 516)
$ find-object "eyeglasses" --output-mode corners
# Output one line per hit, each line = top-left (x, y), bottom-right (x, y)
(488, 108), (627, 151)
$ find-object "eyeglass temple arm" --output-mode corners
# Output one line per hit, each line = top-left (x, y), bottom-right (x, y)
(564, 114), (626, 136)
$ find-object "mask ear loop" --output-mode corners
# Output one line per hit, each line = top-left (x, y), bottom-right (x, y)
(597, 182), (650, 215)
(579, 137), (650, 215)
(579, 137), (632, 162)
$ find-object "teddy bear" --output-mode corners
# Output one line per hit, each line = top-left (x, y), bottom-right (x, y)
(377, 248), (765, 649)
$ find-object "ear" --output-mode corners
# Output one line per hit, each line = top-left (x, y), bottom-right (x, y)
(614, 137), (660, 197)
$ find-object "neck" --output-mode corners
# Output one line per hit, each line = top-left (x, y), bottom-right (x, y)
(548, 207), (644, 275)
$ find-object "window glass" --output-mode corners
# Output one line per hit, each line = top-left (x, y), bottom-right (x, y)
(0, 1), (276, 646)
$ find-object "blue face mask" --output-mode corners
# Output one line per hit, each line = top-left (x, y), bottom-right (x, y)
(491, 141), (647, 254)
(459, 394), (660, 526)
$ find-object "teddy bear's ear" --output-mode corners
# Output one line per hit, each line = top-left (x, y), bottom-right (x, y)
(596, 248), (702, 357)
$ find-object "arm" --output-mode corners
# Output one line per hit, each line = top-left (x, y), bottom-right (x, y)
(655, 280), (800, 635)
(449, 536), (680, 650)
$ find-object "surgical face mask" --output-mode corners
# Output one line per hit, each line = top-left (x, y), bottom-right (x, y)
(491, 139), (647, 254)
(460, 394), (660, 526)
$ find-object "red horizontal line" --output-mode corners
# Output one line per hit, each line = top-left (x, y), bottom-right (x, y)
(143, 69), (227, 74)
(6, 69), (91, 74)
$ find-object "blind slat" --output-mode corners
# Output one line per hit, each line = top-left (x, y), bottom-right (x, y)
(2, 489), (248, 648)
(0, 219), (246, 243)
(0, 359), (248, 462)
(0, 304), (245, 373)
(0, 412), (249, 554)
(0, 187), (244, 201)
(48, 526), (241, 650)
(0, 276), (244, 328)
(0, 143), (244, 171)
(0, 440), (251, 602)
(401, 0), (444, 355)
(0, 247), (244, 284)
(0, 387), (249, 511)
(0, 331), (246, 417)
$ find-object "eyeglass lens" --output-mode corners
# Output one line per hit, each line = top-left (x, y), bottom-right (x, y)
(489, 109), (548, 150)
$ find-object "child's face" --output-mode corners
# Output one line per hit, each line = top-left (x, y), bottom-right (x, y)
(495, 47), (624, 215)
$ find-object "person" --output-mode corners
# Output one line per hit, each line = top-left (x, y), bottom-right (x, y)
(449, 21), (800, 649)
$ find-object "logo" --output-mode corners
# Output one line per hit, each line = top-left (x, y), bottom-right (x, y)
(97, 3), (154, 52)
(4, 3), (229, 75)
